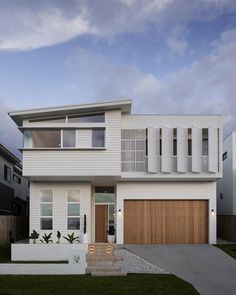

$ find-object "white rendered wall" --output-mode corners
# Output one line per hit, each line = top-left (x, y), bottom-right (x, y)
(116, 181), (217, 244)
(30, 182), (91, 243)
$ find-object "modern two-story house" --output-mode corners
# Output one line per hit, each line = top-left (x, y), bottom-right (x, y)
(9, 99), (222, 245)
(217, 132), (236, 242)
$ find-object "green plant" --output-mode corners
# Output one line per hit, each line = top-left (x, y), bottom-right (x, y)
(29, 230), (40, 244)
(40, 233), (53, 244)
(63, 232), (80, 244)
(56, 231), (61, 243)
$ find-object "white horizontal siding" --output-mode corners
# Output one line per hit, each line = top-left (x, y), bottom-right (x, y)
(23, 110), (121, 176)
(30, 182), (91, 243)
(76, 129), (92, 148)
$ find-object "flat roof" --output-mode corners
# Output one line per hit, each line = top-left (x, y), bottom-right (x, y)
(9, 99), (132, 126)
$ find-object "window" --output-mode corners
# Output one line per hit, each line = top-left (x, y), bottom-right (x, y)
(188, 129), (192, 156)
(202, 129), (208, 156)
(29, 116), (66, 123)
(68, 113), (105, 123)
(40, 190), (53, 230)
(63, 130), (75, 147)
(173, 129), (177, 156)
(67, 190), (80, 230)
(92, 128), (105, 147)
(223, 152), (227, 161)
(4, 165), (11, 182)
(13, 174), (21, 184)
(28, 130), (61, 148)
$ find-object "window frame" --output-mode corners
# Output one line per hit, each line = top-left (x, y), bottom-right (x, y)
(40, 190), (53, 230)
(67, 190), (80, 230)
(4, 165), (11, 183)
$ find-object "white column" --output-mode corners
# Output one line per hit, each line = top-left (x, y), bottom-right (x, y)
(177, 127), (188, 173)
(192, 127), (202, 173)
(161, 127), (173, 173)
(147, 127), (159, 173)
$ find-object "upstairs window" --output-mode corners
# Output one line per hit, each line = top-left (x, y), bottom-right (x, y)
(92, 128), (105, 147)
(4, 165), (11, 182)
(29, 116), (66, 123)
(188, 129), (192, 156)
(68, 113), (105, 123)
(63, 130), (75, 147)
(24, 130), (61, 148)
(202, 129), (208, 156)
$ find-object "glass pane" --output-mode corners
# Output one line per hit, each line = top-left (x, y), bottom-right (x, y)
(32, 130), (61, 148)
(92, 129), (105, 147)
(41, 218), (52, 230)
(95, 193), (115, 203)
(68, 190), (80, 202)
(41, 204), (52, 216)
(24, 130), (33, 148)
(68, 113), (104, 123)
(41, 190), (52, 202)
(29, 117), (66, 123)
(68, 204), (80, 216)
(63, 130), (75, 147)
(68, 217), (80, 230)
(202, 139), (208, 156)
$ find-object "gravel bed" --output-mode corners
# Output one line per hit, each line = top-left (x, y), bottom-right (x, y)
(114, 249), (169, 274)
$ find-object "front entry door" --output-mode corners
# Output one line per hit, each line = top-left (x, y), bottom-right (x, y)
(95, 205), (108, 242)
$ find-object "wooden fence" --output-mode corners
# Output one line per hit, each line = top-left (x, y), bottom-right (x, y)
(0, 216), (29, 243)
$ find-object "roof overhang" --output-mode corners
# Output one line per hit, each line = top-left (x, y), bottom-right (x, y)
(0, 143), (21, 164)
(9, 99), (132, 126)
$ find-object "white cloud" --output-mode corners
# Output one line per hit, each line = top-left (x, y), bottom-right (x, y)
(65, 26), (236, 136)
(166, 25), (188, 55)
(0, 0), (235, 51)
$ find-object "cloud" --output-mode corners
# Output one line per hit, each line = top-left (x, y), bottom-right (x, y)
(66, 26), (236, 136)
(166, 25), (188, 55)
(0, 0), (235, 51)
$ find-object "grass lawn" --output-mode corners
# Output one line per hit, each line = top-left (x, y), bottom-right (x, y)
(0, 274), (198, 295)
(215, 244), (236, 260)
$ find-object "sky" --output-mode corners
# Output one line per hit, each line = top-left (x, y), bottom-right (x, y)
(0, 0), (236, 158)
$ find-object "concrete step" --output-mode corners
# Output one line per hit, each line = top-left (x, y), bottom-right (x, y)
(87, 266), (120, 272)
(86, 255), (118, 261)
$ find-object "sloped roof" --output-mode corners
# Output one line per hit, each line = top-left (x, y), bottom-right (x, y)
(9, 99), (132, 126)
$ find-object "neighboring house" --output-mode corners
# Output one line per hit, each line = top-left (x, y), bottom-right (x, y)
(217, 132), (236, 242)
(0, 143), (29, 215)
(9, 99), (222, 244)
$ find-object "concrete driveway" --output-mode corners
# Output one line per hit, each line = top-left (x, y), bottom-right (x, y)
(125, 244), (236, 295)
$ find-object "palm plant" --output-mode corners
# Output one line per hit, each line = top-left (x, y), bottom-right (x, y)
(29, 230), (40, 244)
(40, 232), (53, 244)
(63, 232), (80, 244)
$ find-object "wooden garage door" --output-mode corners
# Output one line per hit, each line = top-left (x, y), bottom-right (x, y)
(124, 200), (208, 244)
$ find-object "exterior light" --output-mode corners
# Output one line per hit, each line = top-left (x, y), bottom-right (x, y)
(211, 209), (215, 215)
(118, 209), (122, 216)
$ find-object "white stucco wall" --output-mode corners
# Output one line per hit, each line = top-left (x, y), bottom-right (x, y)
(116, 181), (217, 244)
(30, 182), (92, 243)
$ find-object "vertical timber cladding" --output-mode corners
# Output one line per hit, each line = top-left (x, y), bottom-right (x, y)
(124, 200), (208, 244)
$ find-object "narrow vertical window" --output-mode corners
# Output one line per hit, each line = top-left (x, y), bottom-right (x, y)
(40, 190), (53, 230)
(173, 128), (177, 156)
(4, 165), (11, 182)
(92, 128), (105, 147)
(67, 190), (80, 230)
(63, 129), (75, 147)
(188, 128), (192, 156)
(202, 129), (208, 156)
